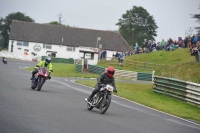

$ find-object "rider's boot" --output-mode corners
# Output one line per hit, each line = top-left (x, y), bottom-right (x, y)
(30, 76), (34, 80)
(87, 96), (92, 101)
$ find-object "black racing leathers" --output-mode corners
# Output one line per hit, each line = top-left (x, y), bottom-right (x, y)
(88, 73), (117, 100)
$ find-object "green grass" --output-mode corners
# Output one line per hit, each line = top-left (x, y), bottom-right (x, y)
(98, 48), (200, 83)
(76, 80), (200, 124)
(26, 63), (99, 78)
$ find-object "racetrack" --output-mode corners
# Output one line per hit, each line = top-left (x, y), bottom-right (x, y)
(0, 59), (199, 133)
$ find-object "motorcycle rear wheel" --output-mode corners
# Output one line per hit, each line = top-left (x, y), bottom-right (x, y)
(37, 77), (45, 91)
(100, 95), (111, 114)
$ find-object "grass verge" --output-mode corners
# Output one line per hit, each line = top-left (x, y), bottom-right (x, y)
(25, 63), (99, 78)
(76, 80), (200, 124)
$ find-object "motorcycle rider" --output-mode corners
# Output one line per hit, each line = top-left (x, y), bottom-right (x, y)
(30, 56), (53, 80)
(86, 66), (117, 102)
(2, 57), (7, 64)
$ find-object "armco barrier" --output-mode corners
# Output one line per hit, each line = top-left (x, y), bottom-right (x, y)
(153, 76), (200, 106)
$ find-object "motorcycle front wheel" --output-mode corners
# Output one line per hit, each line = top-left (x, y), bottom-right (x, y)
(31, 80), (36, 90)
(37, 77), (45, 91)
(87, 102), (94, 110)
(100, 94), (111, 114)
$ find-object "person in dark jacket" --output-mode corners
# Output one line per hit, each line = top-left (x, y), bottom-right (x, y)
(86, 66), (117, 102)
(184, 36), (189, 48)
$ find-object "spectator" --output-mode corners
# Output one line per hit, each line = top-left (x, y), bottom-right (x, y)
(115, 52), (119, 58)
(178, 37), (183, 48)
(113, 50), (117, 58)
(198, 33), (200, 42)
(147, 41), (151, 52)
(191, 34), (195, 48)
(134, 43), (139, 54)
(161, 39), (166, 50)
(168, 38), (173, 46)
(170, 42), (175, 51)
(174, 40), (179, 48)
(100, 49), (105, 59)
(166, 40), (171, 51)
(156, 42), (161, 50)
(118, 52), (125, 64)
(193, 34), (198, 47)
(152, 41), (156, 50)
(191, 41), (200, 62)
(188, 35), (192, 49)
(184, 36), (189, 48)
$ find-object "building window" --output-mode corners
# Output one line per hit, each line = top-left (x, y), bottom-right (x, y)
(67, 46), (75, 51)
(23, 42), (29, 46)
(17, 41), (23, 46)
(43, 44), (52, 49)
(17, 41), (29, 47)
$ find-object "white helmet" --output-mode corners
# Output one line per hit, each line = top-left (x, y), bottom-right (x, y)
(45, 56), (51, 64)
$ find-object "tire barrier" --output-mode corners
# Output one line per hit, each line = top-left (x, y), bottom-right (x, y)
(77, 64), (153, 81)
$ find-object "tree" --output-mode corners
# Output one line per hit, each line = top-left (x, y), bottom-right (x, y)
(116, 6), (158, 48)
(57, 13), (65, 24)
(185, 27), (194, 38)
(49, 21), (63, 25)
(0, 12), (34, 49)
(191, 5), (200, 32)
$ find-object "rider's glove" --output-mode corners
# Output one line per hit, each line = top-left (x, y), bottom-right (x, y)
(113, 89), (117, 93)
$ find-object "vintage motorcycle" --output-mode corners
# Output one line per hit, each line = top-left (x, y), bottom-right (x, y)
(31, 67), (50, 91)
(85, 84), (114, 114)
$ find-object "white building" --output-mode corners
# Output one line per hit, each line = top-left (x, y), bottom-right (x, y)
(9, 20), (131, 65)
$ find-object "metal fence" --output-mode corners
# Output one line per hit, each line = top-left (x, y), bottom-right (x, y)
(153, 76), (200, 106)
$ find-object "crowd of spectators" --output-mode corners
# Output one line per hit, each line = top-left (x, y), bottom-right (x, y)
(99, 33), (200, 64)
(138, 33), (200, 54)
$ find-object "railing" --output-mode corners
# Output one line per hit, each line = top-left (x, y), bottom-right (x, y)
(153, 76), (200, 106)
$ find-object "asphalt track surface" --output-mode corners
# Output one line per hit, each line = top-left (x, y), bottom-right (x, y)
(0, 59), (200, 133)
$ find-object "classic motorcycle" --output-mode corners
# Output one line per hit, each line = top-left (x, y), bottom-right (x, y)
(85, 84), (114, 114)
(31, 67), (50, 91)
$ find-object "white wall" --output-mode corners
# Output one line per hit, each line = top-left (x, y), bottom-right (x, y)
(8, 40), (100, 65)
(105, 50), (114, 60)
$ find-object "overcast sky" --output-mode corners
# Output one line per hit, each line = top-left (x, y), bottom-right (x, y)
(0, 0), (199, 42)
